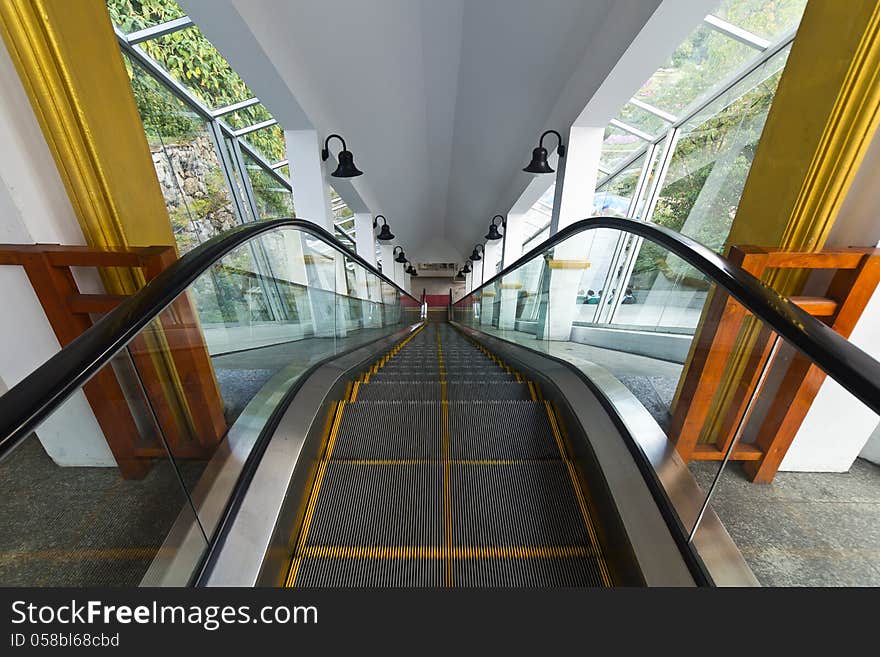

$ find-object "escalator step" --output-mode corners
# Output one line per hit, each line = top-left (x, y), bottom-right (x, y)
(453, 557), (605, 588)
(448, 401), (559, 459)
(304, 462), (444, 547)
(450, 461), (591, 547)
(332, 402), (441, 459)
(355, 382), (442, 401)
(446, 383), (531, 401)
(294, 557), (443, 588)
(355, 382), (532, 401)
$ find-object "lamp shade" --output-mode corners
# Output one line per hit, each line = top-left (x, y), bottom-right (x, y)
(462, 262), (472, 274)
(322, 133), (363, 178)
(394, 246), (407, 263)
(523, 146), (554, 174)
(331, 149), (363, 178)
(374, 215), (394, 241)
(485, 215), (504, 240)
(523, 130), (565, 175)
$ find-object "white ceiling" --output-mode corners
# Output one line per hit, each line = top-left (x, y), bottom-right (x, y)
(180, 0), (662, 261)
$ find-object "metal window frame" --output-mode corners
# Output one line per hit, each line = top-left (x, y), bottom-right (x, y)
(703, 14), (771, 51)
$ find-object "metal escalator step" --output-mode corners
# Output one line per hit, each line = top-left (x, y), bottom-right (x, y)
(332, 401), (441, 459)
(453, 556), (605, 587)
(446, 382), (532, 400)
(450, 461), (591, 547)
(356, 382), (442, 401)
(294, 557), (443, 587)
(304, 462), (443, 547)
(448, 401), (559, 459)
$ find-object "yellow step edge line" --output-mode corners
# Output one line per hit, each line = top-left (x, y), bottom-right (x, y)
(350, 381), (361, 401)
(544, 400), (612, 587)
(286, 400), (347, 588)
(299, 545), (596, 560)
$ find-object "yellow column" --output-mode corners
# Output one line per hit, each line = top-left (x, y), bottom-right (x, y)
(0, 0), (175, 295)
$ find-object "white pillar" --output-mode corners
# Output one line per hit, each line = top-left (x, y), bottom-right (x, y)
(539, 126), (604, 340)
(353, 213), (376, 267)
(352, 212), (381, 327)
(499, 212), (526, 330)
(481, 239), (503, 326)
(284, 128), (333, 230)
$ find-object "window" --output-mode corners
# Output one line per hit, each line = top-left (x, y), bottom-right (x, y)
(107, 0), (295, 253)
(519, 184), (555, 257)
(123, 53), (237, 255)
(585, 0), (807, 335)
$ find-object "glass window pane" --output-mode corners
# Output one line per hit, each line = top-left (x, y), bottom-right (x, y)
(240, 124), (286, 164)
(123, 53), (238, 254)
(223, 104), (273, 131)
(712, 0), (809, 42)
(107, 0), (186, 34)
(600, 124), (647, 172)
(633, 22), (758, 116)
(592, 154), (645, 217)
(616, 102), (671, 139)
(242, 153), (294, 220)
(650, 45), (790, 252)
(142, 25), (254, 110)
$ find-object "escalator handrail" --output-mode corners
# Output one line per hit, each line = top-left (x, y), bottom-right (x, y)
(0, 218), (419, 456)
(456, 215), (880, 418)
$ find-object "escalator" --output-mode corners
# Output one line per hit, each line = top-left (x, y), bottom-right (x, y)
(286, 323), (611, 587)
(1, 216), (879, 588)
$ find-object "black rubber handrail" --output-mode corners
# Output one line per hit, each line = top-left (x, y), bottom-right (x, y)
(456, 216), (880, 417)
(0, 218), (418, 457)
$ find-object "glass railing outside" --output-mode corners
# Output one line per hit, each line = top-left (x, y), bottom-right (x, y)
(0, 222), (417, 586)
(452, 219), (880, 586)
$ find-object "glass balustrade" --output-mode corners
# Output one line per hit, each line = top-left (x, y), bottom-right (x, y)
(452, 221), (880, 585)
(0, 223), (415, 586)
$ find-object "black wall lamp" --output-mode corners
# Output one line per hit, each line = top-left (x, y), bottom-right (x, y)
(455, 270), (465, 281)
(469, 244), (484, 261)
(373, 215), (394, 241)
(393, 246), (407, 263)
(406, 261), (419, 276)
(523, 129), (565, 174)
(485, 215), (505, 241)
(462, 261), (472, 274)
(321, 133), (363, 178)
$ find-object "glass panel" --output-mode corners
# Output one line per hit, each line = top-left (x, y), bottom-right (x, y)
(632, 137), (669, 220)
(123, 53), (238, 254)
(616, 102), (671, 139)
(633, 22), (758, 116)
(652, 46), (789, 250)
(240, 124), (287, 165)
(600, 125), (647, 172)
(592, 154), (645, 217)
(242, 152), (295, 220)
(0, 225), (411, 586)
(222, 136), (254, 223)
(687, 291), (880, 586)
(223, 103), (273, 131)
(143, 25), (254, 110)
(0, 361), (204, 586)
(711, 0), (809, 42)
(604, 47), (791, 335)
(107, 0), (186, 34)
(452, 228), (726, 541)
